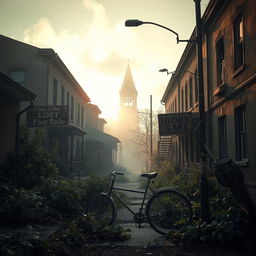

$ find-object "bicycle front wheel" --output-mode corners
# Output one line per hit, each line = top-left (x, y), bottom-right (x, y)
(87, 193), (116, 225)
(147, 189), (192, 235)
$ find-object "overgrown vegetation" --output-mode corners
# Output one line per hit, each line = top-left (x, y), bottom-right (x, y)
(151, 158), (255, 250)
(0, 216), (130, 256)
(0, 128), (130, 255)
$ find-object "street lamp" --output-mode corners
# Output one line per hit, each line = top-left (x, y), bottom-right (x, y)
(159, 68), (175, 75)
(125, 0), (209, 222)
(125, 19), (196, 44)
(159, 68), (197, 77)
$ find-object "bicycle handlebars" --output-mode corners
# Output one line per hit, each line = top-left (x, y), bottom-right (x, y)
(111, 170), (124, 176)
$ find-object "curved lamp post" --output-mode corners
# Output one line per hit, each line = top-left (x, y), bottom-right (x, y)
(125, 19), (196, 44)
(125, 0), (209, 222)
(159, 68), (197, 77)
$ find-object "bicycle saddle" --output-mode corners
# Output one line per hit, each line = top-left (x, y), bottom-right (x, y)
(141, 172), (158, 179)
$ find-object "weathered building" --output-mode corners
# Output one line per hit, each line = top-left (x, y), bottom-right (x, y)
(0, 35), (120, 175)
(84, 104), (120, 174)
(0, 72), (36, 162)
(159, 0), (256, 203)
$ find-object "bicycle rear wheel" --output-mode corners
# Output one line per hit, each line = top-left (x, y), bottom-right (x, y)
(87, 193), (116, 225)
(147, 189), (192, 235)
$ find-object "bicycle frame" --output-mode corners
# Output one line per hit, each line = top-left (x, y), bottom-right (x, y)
(107, 171), (156, 217)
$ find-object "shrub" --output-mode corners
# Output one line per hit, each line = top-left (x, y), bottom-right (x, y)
(152, 159), (254, 248)
(38, 176), (108, 219)
(1, 128), (58, 189)
(0, 185), (47, 225)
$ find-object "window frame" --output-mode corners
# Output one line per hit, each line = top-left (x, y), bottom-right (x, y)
(218, 115), (228, 159)
(53, 78), (58, 105)
(216, 36), (225, 86)
(189, 77), (193, 109)
(233, 11), (245, 72)
(235, 105), (247, 161)
(181, 88), (184, 112)
(61, 86), (65, 105)
(185, 83), (188, 111)
(71, 96), (74, 121)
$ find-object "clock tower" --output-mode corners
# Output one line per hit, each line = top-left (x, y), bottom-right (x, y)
(118, 64), (140, 172)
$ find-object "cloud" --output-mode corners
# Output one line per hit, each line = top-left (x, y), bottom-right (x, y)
(24, 18), (57, 48)
(83, 0), (107, 23)
(22, 0), (165, 120)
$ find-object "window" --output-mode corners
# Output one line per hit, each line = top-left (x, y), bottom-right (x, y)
(129, 97), (133, 106)
(77, 103), (80, 125)
(189, 78), (193, 109)
(194, 69), (198, 103)
(10, 70), (26, 86)
(61, 86), (65, 105)
(216, 36), (225, 85)
(71, 96), (74, 121)
(181, 88), (184, 112)
(124, 96), (133, 106)
(66, 91), (70, 118)
(235, 105), (247, 160)
(233, 12), (244, 70)
(218, 116), (228, 158)
(53, 79), (58, 105)
(81, 106), (84, 128)
(185, 83), (188, 111)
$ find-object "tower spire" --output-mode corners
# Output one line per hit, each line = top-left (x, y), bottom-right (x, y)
(120, 63), (137, 92)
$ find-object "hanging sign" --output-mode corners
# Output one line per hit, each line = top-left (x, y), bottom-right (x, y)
(27, 105), (69, 127)
(158, 112), (198, 136)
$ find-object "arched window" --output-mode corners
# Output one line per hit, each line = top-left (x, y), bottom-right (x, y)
(124, 96), (133, 106)
(129, 97), (133, 106)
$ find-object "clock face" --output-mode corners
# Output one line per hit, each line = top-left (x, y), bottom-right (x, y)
(124, 96), (133, 106)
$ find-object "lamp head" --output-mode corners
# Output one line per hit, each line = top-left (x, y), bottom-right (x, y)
(125, 19), (144, 27)
(159, 68), (168, 73)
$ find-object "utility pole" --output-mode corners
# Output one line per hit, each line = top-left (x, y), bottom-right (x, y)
(150, 95), (153, 159)
(194, 0), (209, 222)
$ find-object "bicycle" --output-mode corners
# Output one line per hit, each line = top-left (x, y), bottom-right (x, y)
(87, 170), (192, 235)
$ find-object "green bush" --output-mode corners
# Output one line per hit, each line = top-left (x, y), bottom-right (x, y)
(0, 185), (47, 225)
(152, 159), (254, 248)
(37, 176), (108, 219)
(0, 175), (108, 225)
(1, 128), (58, 189)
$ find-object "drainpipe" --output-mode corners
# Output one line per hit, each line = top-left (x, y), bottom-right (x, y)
(15, 101), (34, 155)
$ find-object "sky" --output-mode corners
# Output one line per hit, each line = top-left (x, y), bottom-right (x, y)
(0, 0), (209, 123)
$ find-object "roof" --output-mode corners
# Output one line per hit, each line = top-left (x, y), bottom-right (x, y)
(84, 126), (120, 150)
(38, 48), (90, 103)
(0, 72), (36, 101)
(0, 35), (90, 103)
(86, 103), (102, 114)
(120, 64), (137, 93)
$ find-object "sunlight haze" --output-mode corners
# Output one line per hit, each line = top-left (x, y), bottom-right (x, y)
(0, 0), (209, 122)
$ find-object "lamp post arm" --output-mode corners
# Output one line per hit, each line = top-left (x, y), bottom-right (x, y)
(143, 22), (196, 43)
(125, 19), (196, 44)
(142, 21), (179, 43)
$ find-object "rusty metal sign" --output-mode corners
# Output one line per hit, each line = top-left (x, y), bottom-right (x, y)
(27, 105), (69, 127)
(158, 112), (198, 136)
